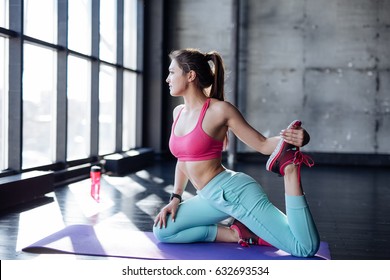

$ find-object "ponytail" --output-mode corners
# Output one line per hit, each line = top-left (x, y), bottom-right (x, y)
(205, 51), (225, 101)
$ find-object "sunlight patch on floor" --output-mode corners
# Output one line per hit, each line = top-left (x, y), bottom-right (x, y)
(104, 175), (147, 197)
(68, 181), (115, 217)
(95, 212), (138, 230)
(135, 170), (165, 184)
(16, 193), (65, 252)
(136, 194), (163, 218)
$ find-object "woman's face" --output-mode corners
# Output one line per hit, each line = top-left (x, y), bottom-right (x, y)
(166, 59), (189, 96)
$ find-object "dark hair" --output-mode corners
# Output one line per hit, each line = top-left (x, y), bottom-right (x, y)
(169, 48), (225, 101)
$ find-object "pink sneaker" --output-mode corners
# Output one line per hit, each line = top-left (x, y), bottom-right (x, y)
(230, 219), (272, 247)
(266, 120), (314, 177)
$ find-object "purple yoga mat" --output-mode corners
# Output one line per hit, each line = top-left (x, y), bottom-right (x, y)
(22, 224), (330, 260)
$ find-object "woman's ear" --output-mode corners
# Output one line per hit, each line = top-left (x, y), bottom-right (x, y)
(187, 70), (196, 82)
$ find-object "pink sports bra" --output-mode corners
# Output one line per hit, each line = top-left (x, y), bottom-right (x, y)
(169, 98), (223, 161)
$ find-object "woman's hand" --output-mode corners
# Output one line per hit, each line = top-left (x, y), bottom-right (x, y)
(154, 200), (180, 228)
(280, 125), (310, 147)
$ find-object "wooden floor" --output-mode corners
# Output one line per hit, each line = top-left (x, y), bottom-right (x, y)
(1, 159), (389, 260)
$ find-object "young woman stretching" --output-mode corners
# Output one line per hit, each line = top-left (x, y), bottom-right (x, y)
(153, 48), (320, 257)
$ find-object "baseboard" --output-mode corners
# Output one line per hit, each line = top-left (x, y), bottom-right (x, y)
(103, 148), (155, 176)
(0, 171), (54, 211)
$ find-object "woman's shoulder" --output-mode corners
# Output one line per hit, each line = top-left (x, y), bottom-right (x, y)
(173, 103), (185, 111)
(209, 98), (238, 114)
(172, 104), (185, 120)
(208, 98), (244, 124)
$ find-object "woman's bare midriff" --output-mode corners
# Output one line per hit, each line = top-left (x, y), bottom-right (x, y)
(177, 158), (226, 190)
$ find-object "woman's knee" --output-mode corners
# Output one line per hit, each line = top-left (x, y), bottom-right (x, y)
(294, 239), (320, 258)
(153, 225), (171, 243)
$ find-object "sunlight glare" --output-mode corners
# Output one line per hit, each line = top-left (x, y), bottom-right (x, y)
(68, 181), (114, 218)
(16, 194), (65, 251)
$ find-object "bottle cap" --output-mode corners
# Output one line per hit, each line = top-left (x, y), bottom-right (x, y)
(91, 165), (101, 172)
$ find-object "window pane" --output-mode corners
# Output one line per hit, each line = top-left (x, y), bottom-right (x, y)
(68, 0), (91, 55)
(0, 0), (8, 28)
(123, 0), (137, 69)
(0, 37), (8, 170)
(24, 0), (57, 44)
(23, 44), (56, 169)
(99, 64), (116, 155)
(67, 55), (91, 160)
(100, 0), (117, 63)
(122, 70), (137, 150)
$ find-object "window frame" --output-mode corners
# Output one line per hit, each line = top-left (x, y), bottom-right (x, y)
(0, 0), (143, 175)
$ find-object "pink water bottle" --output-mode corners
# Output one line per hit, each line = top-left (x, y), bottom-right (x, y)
(90, 166), (101, 202)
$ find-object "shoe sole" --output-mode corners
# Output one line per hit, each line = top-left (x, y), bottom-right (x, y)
(266, 120), (302, 173)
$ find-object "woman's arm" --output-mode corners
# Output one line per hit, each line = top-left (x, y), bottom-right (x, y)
(222, 102), (308, 155)
(171, 161), (188, 200)
(154, 161), (188, 228)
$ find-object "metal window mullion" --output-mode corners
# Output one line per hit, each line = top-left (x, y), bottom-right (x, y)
(135, 0), (144, 147)
(7, 0), (23, 171)
(115, 0), (124, 152)
(56, 0), (68, 163)
(90, 0), (100, 157)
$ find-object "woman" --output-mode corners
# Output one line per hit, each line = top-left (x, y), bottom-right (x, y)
(153, 48), (320, 257)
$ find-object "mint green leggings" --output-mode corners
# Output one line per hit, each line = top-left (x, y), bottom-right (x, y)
(153, 169), (320, 257)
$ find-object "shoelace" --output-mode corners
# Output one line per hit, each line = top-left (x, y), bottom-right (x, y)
(238, 238), (256, 247)
(292, 151), (314, 183)
(293, 150), (314, 167)
(238, 237), (272, 247)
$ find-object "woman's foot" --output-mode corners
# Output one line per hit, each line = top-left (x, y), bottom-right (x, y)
(266, 120), (314, 180)
(230, 219), (272, 247)
(266, 120), (302, 175)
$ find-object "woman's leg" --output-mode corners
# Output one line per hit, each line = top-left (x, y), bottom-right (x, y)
(153, 167), (319, 256)
(153, 194), (230, 243)
(284, 164), (303, 195)
(210, 170), (319, 257)
(282, 164), (320, 255)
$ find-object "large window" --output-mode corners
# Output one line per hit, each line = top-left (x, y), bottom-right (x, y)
(24, 0), (57, 44)
(67, 55), (91, 161)
(123, 0), (138, 69)
(0, 36), (8, 171)
(99, 64), (116, 155)
(123, 0), (139, 151)
(68, 0), (91, 55)
(0, 0), (143, 173)
(0, 0), (8, 28)
(100, 0), (117, 63)
(123, 70), (137, 151)
(1, 0), (9, 172)
(22, 44), (57, 169)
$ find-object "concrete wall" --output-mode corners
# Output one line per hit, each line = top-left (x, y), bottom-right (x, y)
(165, 0), (235, 113)
(165, 0), (390, 155)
